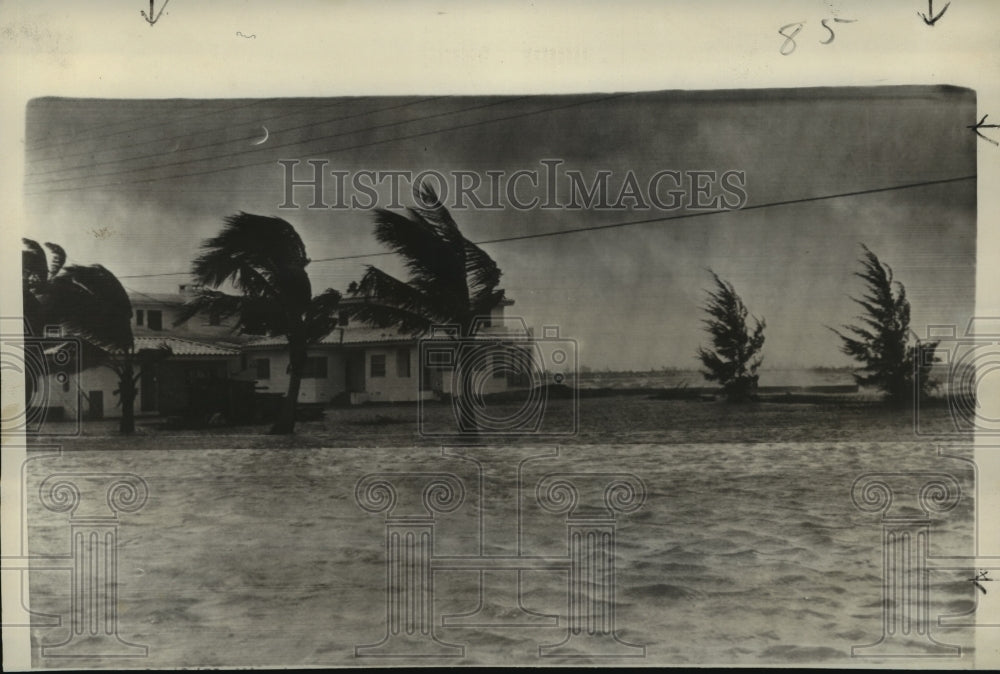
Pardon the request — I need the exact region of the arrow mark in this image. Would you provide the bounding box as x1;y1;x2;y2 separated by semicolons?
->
141;0;170;26
919;0;950;26
968;114;1000;146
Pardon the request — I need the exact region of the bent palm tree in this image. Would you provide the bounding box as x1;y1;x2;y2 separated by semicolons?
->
177;213;341;434
346;184;505;336
22;238;167;434
344;184;506;429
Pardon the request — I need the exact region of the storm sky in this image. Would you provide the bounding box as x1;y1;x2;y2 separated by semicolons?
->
22;86;976;370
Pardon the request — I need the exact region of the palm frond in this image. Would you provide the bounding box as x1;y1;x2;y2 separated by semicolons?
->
43;242;66;279
191;212;312;310
22;238;48;288
356;185;505;334
302;288;342;343
45;264;134;353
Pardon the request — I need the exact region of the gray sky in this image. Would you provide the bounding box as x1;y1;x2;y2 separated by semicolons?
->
23;86;976;370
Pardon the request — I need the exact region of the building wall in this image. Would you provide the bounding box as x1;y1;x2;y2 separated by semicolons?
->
362;345;427;403
247;348;348;404
131;302;241;340
41;365;133;421
248;344;441;404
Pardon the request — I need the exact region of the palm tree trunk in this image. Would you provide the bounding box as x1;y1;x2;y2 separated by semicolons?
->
271;340;306;434
119;360;136;435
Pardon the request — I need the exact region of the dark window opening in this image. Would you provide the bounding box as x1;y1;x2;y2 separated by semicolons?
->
147;310;162;331
136;310;144;326
396;348;411;378
255;358;270;380
370;354;386;378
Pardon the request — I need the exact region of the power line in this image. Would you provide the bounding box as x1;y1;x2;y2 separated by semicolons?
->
25;96;490;187
26;98;274;153
471;174;978;246
27;96;376;171
116;174;976;280
25;93;629;196
25;96;399;176
120;284;169;305
26;100;213;150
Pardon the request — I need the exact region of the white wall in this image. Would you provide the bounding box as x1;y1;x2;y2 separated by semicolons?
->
362;346;423;403
41;365;130;420
131;301;241;339
248;348;347;404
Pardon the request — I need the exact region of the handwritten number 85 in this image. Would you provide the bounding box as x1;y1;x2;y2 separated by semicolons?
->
780;18;857;55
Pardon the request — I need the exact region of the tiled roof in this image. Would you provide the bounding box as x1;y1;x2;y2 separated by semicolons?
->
340;327;420;345
134;336;239;357
244;324;533;349
128;292;186;305
245;327;419;348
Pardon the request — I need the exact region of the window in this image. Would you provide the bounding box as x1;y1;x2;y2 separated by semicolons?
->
136;310;144;326
370;354;386;378
255;358;270;380
303;356;328;379
396;348;411;378
147;310;162;331
338;311;349;327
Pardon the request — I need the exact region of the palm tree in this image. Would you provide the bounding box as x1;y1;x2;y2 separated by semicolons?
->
21;238;167;434
344;184;506;429
346;184;505;336
21;238;66;337
177;213;341;434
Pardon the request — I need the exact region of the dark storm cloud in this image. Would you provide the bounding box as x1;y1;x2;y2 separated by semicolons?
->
23;86;976;369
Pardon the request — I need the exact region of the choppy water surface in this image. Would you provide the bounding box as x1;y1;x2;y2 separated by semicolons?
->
26;442;976;667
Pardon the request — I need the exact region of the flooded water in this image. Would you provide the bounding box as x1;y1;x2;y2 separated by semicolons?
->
24;440;977;667
574;368;857;390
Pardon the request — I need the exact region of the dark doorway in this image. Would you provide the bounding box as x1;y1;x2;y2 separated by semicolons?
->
140;364;158;412
345;353;365;394
88;391;103;420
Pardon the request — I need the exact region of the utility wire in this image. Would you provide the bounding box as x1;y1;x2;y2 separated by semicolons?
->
26;96;408;176
26;98;274;153
25;93;629;196
115;174;976;279
26;96;527;189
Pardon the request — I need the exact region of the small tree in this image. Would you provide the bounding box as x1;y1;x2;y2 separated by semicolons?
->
22;238;170;434
696;271;766;402
831;244;937;403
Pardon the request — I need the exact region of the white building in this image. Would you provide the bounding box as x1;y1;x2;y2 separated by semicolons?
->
35;286;521;421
